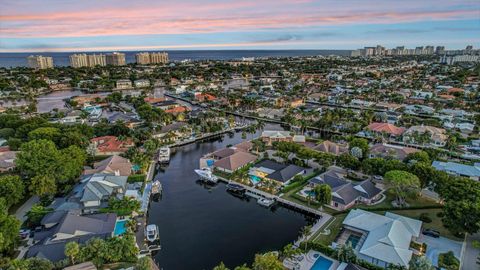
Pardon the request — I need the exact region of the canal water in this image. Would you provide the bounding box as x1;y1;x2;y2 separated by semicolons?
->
149;124;314;270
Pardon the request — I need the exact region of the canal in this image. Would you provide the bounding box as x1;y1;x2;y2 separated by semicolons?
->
149;123;314;270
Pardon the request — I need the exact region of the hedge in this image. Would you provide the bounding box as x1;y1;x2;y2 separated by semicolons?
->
127;174;146;183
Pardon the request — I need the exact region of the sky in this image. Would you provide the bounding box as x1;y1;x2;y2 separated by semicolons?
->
0;0;479;52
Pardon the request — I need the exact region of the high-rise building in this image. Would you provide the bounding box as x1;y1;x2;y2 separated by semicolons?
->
88;54;107;66
150;52;169;64
69;54;89;68
136;52;150;64
135;52;169;64
425;46;434;55
27;55;54;69
435;46;445;55
69;53;106;67
106;52;126;66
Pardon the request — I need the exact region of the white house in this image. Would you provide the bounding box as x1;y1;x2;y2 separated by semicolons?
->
335;209;422;268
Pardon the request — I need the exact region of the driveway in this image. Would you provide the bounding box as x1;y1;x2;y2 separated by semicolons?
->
14;196;39;223
419;234;463;267
462;233;480;270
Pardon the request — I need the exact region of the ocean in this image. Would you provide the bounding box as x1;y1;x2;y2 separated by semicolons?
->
0;50;350;68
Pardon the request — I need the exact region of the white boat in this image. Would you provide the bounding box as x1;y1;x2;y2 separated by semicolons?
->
158;147;170;163
145;224;159;242
194;167;218;183
151;180;162;194
257;198;275;207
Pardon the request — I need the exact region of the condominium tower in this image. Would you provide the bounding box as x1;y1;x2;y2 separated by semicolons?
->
69;53;106;67
135;52;169;64
27;55;54;69
106;52;126;66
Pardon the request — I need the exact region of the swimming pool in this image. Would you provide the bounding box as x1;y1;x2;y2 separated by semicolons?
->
114;220;128;236
347;234;360;249
310;254;333;270
249;175;261;185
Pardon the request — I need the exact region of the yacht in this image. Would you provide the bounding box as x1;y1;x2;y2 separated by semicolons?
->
145;224;159;242
158;147;170;163
257;197;275;207
151;180;162;194
194;167;218;183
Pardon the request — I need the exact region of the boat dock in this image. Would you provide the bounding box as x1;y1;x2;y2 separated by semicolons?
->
216;176;328;218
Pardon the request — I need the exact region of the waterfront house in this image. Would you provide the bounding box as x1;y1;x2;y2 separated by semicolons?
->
432;161;480;181
249;160;306;186
27;211;116;262
78;174;128;210
83;155;132;177
334;209;422;268
403;125;447;147
312;140;349;156
261;130;293;145
213;151;257;173
89;136;134;156
309;167;383;210
152;122;189;143
369;143;419;160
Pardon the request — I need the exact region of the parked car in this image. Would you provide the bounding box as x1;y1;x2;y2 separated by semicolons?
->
422;228;440;238
19;229;30;239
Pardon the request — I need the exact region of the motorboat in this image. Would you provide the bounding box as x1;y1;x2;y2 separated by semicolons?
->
151;180;162;194
226;183;246;193
145;224;159;242
194;167;218;183
158;147;170;163
257;197;275;207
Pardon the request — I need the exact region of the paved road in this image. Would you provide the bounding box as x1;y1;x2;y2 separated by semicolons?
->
14;196;39;222
462;233;480;270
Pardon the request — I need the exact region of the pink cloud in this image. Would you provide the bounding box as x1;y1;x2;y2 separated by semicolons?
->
0;1;478;38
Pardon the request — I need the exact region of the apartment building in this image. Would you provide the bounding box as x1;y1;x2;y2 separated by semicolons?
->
27;55;54;69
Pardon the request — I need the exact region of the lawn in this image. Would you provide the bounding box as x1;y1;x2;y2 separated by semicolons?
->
360;190;441;210
311;213;347;246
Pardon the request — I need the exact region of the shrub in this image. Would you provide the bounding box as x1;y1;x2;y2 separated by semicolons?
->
436;211;445;218
438;251;460;270
419;213;432;223
127;174;146;183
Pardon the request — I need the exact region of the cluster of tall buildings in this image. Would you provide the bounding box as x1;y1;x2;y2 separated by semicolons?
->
27;55;54;69
135;52;169;64
350;45;477;57
69;52;126;67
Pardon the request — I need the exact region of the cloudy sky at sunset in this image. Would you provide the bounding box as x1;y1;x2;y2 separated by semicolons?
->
0;0;479;52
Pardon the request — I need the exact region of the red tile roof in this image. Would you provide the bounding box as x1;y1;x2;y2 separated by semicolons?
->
367;122;405;136
90;136;133;153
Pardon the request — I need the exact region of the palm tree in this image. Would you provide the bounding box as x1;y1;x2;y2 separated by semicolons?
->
300;225;312;252
64;241;80;265
282;243;301;260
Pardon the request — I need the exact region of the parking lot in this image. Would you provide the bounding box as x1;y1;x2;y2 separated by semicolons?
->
419;234;463;267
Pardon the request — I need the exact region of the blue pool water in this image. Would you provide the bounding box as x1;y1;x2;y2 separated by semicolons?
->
310;255;333;270
249;175;261;185
114;220;128;236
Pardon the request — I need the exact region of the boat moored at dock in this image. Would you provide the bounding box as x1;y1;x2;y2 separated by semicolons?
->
257;198;275;207
145;224;160;243
226;183;246;193
158;147;170;163
152;180;162;195
194;167;218;183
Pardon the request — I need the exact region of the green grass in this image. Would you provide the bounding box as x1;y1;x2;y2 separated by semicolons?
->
127;174;146;183
360;190;440;210
311;213;347;246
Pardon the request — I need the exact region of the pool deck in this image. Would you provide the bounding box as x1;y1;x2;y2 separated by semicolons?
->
284;250;339;270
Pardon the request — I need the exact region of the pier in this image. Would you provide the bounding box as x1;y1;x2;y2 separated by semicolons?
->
215;176;330;218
